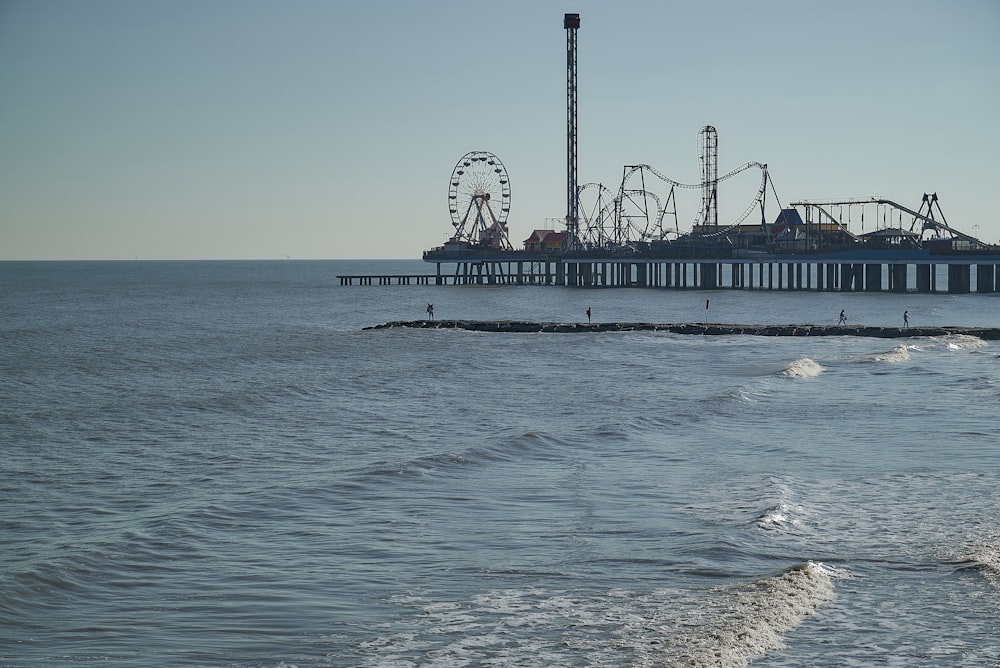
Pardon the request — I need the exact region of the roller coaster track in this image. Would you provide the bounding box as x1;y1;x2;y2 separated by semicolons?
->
576;182;677;246
576;182;617;247
802;203;859;241
621;162;770;237
576;161;773;247
789;196;980;244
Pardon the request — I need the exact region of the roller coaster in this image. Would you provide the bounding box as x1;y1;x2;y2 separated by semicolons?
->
569;123;989;256
791;193;982;246
574;160;777;251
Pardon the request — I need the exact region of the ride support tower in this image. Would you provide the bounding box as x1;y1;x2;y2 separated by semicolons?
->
565;13;580;249
699;125;719;230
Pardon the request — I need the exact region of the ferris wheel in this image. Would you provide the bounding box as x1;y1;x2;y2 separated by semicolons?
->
448;151;512;250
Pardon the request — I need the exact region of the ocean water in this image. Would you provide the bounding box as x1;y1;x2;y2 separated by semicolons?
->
1;259;998;667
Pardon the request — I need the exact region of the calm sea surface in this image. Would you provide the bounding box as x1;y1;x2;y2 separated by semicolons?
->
1;260;998;667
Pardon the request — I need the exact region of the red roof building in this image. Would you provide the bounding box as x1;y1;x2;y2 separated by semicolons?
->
523;229;566;253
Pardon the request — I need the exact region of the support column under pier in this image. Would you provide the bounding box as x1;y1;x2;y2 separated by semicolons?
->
977;264;996;293
825;264;837;291
948;264;970;294
916;264;932;293
700;263;718;289
840;264;852;291
865;264;882;292
889;264;907;293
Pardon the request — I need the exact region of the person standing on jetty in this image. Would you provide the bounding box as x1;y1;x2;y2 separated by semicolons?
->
838;309;847;325
586;307;592;323
426;303;434;321
904;310;909;328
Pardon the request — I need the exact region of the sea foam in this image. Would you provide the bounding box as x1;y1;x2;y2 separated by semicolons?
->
945;334;988;350
755;502;802;532
363;564;836;668
965;538;1000;589
653;562;836;667
868;344;913;363
781;357;825;378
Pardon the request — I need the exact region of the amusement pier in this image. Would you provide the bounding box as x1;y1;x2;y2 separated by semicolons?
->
341;13;1000;294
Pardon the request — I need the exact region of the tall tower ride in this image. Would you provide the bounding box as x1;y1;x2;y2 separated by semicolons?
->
565;13;580;247
699;125;719;230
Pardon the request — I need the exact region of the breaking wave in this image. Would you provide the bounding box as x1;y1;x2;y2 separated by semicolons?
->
781;357;825;378
944;334;988;350
357;563;836;667
755;502;803;532
959;537;1000;589
867;344;912;363
647;562;837;667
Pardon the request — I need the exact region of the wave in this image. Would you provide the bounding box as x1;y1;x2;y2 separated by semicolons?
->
648;562;836;667
943;333;988;350
754;502;803;532
956;537;1000;590
865;344;912;364
840;334;987;367
353;429;578;483
356;563;836;667
780;357;825;378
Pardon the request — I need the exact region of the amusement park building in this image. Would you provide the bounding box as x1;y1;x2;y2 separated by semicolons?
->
523;230;567;253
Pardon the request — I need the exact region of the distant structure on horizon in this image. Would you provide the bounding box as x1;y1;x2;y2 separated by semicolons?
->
336;12;999;296
413;10;997;294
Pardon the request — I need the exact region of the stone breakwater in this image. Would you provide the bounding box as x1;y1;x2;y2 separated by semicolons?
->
364;320;1000;339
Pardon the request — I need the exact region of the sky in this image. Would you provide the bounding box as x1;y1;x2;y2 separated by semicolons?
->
1;0;998;260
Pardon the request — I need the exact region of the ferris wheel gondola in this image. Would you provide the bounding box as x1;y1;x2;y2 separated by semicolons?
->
447;151;512;250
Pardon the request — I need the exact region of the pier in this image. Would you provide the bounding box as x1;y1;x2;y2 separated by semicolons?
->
340;252;1000;293
338;274;437;286
364;320;1000;340
338;15;1000;299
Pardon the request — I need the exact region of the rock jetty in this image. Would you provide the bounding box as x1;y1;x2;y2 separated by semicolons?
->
364;320;1000;339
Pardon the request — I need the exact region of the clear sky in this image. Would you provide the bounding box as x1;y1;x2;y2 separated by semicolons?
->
1;0;998;260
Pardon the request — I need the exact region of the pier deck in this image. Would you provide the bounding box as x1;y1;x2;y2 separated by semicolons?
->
341;252;1000;293
364;320;1000;339
338;274;438;285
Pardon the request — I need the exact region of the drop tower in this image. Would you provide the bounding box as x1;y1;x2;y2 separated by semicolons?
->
565;13;580;249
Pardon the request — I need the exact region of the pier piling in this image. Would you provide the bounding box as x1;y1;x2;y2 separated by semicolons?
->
339;256;1000;294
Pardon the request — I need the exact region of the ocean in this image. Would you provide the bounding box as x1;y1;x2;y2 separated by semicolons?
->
1;259;998;667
